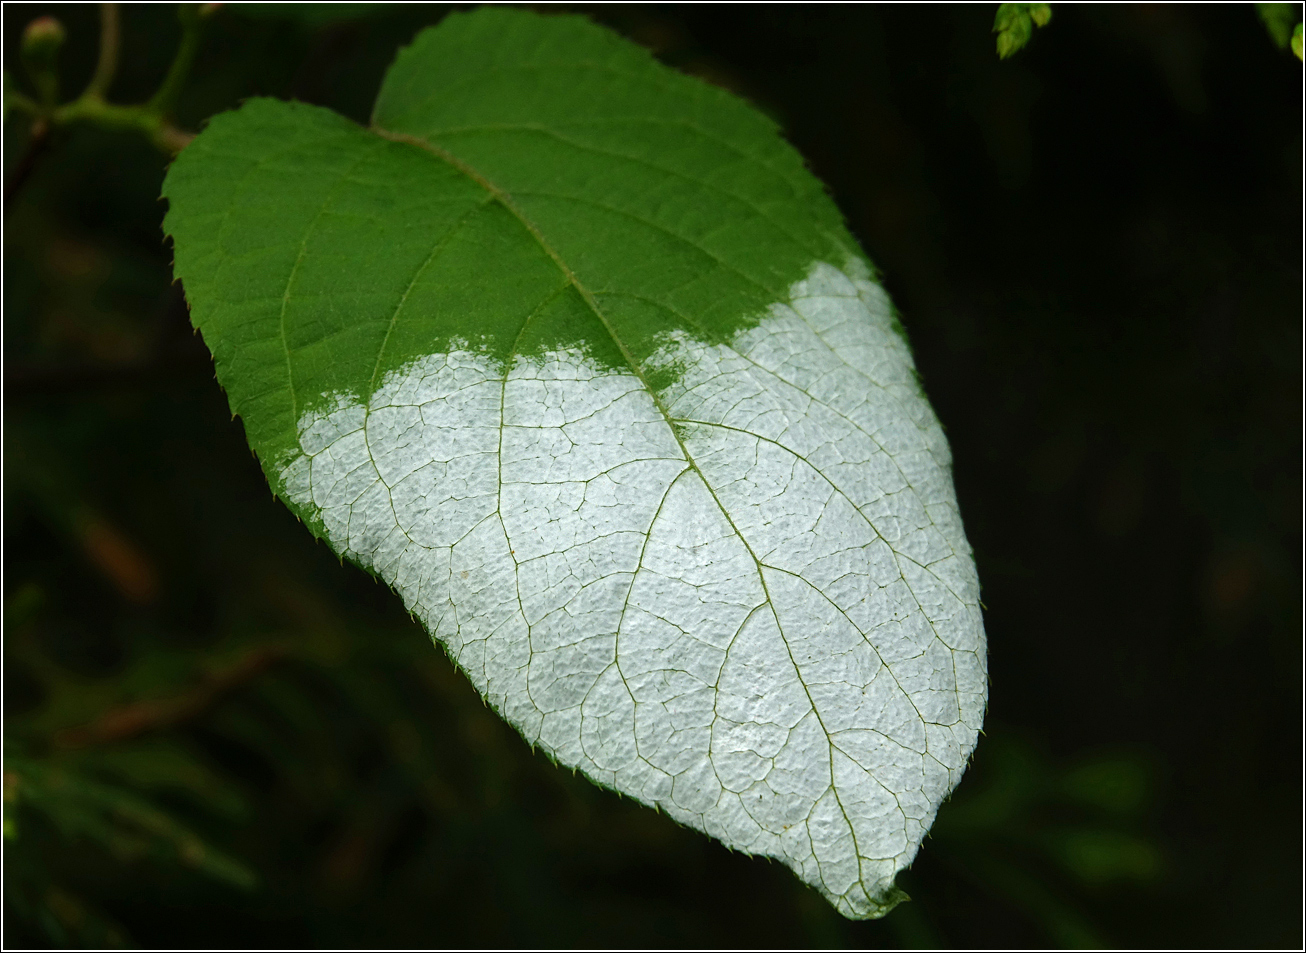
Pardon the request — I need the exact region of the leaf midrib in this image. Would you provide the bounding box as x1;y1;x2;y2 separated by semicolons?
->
428;121;832;260
371;122;885;899
368;126;753;560
370;125;764;566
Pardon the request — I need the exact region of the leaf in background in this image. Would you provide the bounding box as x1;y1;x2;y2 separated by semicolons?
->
4;756;256;890
994;4;1053;60
1255;3;1299;49
162;7;987;919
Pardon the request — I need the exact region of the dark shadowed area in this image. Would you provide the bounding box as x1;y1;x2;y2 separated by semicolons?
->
4;3;1301;948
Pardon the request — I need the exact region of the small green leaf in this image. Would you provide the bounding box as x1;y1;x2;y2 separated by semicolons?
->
163;7;986;919
994;3;1052;59
1293;21;1304;60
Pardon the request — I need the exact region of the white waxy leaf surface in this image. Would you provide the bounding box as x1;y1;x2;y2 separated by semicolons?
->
279;260;986;918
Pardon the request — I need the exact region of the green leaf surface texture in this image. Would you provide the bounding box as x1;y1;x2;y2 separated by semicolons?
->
162;8;987;919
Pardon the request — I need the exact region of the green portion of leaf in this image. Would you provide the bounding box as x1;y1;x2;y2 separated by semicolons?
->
165;7;860;486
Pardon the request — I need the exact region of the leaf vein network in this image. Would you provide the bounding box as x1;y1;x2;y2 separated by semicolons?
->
371;122;884;845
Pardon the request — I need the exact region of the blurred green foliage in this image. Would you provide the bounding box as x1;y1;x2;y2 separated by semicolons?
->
1256;3;1301;49
1256;3;1305;61
3;3;1300;948
993;4;1052;60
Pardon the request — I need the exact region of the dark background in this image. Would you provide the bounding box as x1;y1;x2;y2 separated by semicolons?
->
3;3;1301;948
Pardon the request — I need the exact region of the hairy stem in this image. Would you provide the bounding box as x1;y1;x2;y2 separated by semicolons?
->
54;97;193;154
37;4;203;155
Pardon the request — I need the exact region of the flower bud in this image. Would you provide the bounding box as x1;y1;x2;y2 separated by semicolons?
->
22;16;65;57
21;16;65;107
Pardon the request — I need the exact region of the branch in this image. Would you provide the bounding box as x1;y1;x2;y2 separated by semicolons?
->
21;4;208;157
53;647;287;748
53;97;193;155
3;124;50;215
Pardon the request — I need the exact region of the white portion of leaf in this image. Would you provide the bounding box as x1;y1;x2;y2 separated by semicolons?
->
279;261;986;917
